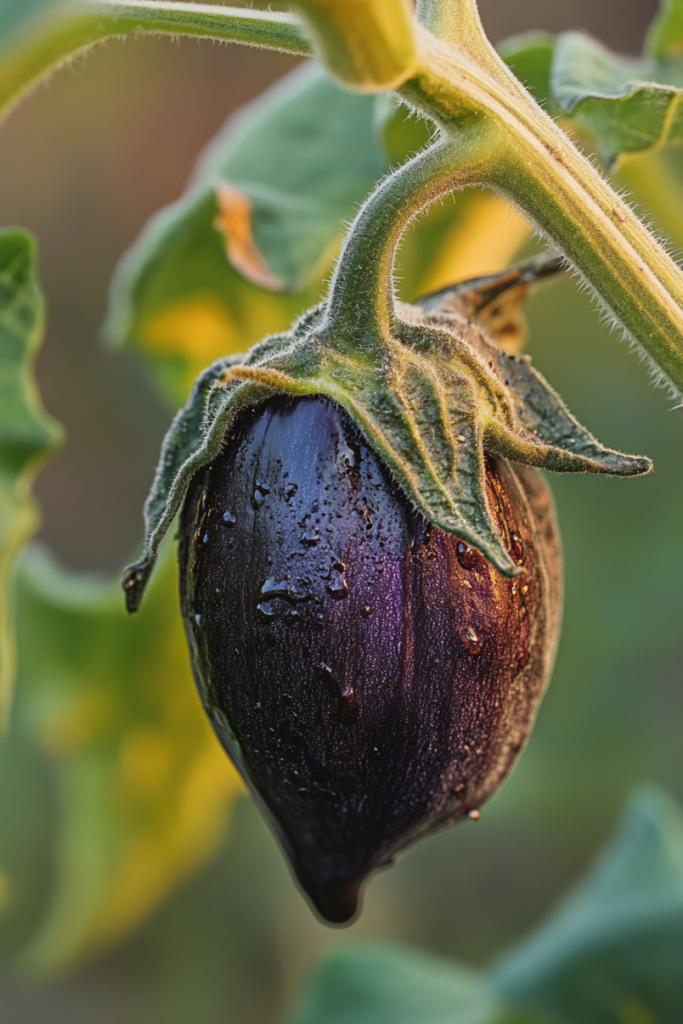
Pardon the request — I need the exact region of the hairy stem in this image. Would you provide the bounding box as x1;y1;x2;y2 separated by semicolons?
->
3;0;683;393
0;1;310;124
323;125;497;342
397;28;683;394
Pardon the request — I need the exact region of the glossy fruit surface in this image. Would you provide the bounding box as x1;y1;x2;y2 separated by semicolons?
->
179;395;562;923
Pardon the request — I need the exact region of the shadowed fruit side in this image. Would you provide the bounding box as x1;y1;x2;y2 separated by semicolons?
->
178;394;563;922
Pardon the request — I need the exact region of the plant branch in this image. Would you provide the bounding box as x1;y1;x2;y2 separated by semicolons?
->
4;0;683;395
0;1;311;125
323;126;497;343
396;27;683;395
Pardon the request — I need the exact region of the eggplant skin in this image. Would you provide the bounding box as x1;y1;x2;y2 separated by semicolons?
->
179;396;563;924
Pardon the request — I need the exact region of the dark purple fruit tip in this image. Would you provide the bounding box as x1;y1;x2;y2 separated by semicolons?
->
309;878;361;924
179;395;562;922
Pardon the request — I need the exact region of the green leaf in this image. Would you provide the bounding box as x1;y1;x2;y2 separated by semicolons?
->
14;539;243;974
492;787;683;1022
646;0;683;58
500;26;683;165
105;63;387;403
0;229;62;732
285;942;508;1024
550;32;683;165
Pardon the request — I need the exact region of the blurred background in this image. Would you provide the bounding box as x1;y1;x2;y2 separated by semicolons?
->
1;0;682;1021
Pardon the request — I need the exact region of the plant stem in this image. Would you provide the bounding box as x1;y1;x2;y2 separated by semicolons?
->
324;126;496;342
0;1;311;125
397;28;683;394
4;0;683;394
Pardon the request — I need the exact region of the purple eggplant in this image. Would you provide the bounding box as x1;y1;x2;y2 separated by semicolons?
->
179;393;562;923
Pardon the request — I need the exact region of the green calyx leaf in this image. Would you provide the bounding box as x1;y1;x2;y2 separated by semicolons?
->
0;229;62;730
122;258;650;611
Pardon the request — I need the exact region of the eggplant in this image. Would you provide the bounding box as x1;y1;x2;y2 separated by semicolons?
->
179;393;562;923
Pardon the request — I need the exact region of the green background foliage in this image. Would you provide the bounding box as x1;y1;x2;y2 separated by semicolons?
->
0;0;682;1021
0;230;61;730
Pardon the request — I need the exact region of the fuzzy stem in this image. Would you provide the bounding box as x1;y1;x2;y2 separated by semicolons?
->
4;0;683;393
396;28;683;395
323;124;498;343
0;1;311;125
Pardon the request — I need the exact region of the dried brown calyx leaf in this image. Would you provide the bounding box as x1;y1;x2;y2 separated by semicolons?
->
419;253;564;355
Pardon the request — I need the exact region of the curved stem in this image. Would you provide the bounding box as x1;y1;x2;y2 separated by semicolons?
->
323;123;499;343
0;1;310;125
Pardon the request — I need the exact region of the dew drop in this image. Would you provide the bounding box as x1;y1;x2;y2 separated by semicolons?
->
203;533;209;544
257;602;277;619
303;525;320;545
252;489;266;509
194;614;201;626
510;532;524;566
456;542;481;571
261;578;290;598
223;510;236;526
328;577;349;599
463;626;482;656
284;483;298;500
362;605;372;618
467;808;480;821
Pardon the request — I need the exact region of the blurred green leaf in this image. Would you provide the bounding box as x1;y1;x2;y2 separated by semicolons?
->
374;93;433;165
647;0;683;57
551;31;683;165
0;229;61;732
105;62;388;403
286;942;514;1024
287;789;683;1024
106;62;535;408
14;539;243;974
493;787;683;1022
0;0;63;39
501;25;683;166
